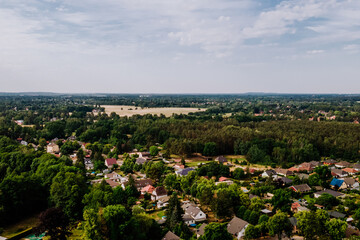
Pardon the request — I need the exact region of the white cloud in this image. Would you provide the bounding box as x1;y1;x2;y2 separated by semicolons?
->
307;49;324;54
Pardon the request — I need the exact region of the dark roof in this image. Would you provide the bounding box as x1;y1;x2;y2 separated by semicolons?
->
315;189;344;198
197;223;208;236
331;169;347;176
154;186;167;196
279;177;293;185
264;169;276;175
136;157;147;164
291;184;311;192
162;231;180;240
216;156;228;163
177;167;195;176
343;178;356;186
227;217;249;235
289;217;297;227
134;179;153;188
329;211;346;219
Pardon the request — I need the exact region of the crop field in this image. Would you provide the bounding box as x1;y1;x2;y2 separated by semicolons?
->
101;105;206;117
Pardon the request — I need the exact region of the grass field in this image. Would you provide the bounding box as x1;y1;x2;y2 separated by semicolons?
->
1;214;39;238
148;210;166;220
101;105;206;117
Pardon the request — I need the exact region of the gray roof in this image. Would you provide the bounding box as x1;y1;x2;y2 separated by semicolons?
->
197;223;208;236
289;217;297;227
343;178;356;186
216;156;228;163
332;169;347;175
184;205;202;218
162;231;180;240
291;184;311;192
315;189;344;198
177;167;195;176
279;177;293;185
227;216;249;235
329;211;346;219
136;157;147;164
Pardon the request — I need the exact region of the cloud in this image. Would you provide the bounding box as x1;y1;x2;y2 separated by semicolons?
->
307;49;324;54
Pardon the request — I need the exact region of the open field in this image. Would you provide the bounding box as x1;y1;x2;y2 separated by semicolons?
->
101;105;206;117
1;214;39;238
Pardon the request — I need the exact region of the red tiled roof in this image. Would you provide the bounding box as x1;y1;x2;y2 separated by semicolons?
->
219;177;229;182
105;158;117;165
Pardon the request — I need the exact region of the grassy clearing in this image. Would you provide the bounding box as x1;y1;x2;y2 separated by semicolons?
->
148;210;166;221
101;105;206;117
69;228;84;240
1;214;39;238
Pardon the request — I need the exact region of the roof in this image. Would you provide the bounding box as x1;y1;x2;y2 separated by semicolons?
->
105;158;117;166
291;184;311;192
162;231;180;240
105;179;120;188
336;161;351;167
153;186;167;196
275;168;293;175
141;185;155;194
324;159;337;164
343;178;356;186
197;223;208;236
177;167;195;176
158;195;171;203
219;176;230;182
263;169;276;176
279;177;293;184
227;216;249;235
136;157;147;164
328;211;346;219
184;205;202;218
315;189;344;198
353;163;360;169
216;156;228;163
291;202;301;209
330;178;344;188
289;217;297;227
332;169;348;176
343;168;358;173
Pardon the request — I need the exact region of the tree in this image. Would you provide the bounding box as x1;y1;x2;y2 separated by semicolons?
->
326;218;347;240
213;188;233;219
83;208;103;240
83;180;114;211
249;197;264;212
295;211;320;240
102;204;130;240
315;193;339;210
246;145;266;163
245;224;261;240
200;222;233;240
233;168;246;180
165;193;183;230
145;161;165;182
203;142;217;156
268;211;292;240
271;189;292;213
308;173;321;186
248;211;260;225
34;208;70;240
149;146;159;157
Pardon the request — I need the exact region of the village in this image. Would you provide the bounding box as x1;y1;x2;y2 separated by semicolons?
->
38;137;360;240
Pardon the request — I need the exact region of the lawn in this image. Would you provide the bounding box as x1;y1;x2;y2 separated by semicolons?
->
1;214;39;238
148;210;166;221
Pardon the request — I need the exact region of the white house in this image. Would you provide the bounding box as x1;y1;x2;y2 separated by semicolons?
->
157;196;170;209
151;186;167;201
227;216;249;240
261;170;277;179
181;202;206;225
47;143;60;153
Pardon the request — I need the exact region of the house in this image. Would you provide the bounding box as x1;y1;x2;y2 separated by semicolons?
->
196;223;208;238
141;185;155;195
136;157;147;165
343;168;358;175
261;169;277;178
330;178;344;189
176;167;195;177
139;152;151;158
289;184;311;193
353;164;360;171
92;179;120;188
289;217;298;233
323;159;337;166
329;211;346;219
295;173;310;180
314;189;344;198
162;231;180;240
47;143;60;153
342;178;359;189
215;156;228;164
291;202;301;212
182;202;206;223
122;178;153;190
105;158;117;168
309;161;322;167
157;195;170;208
278;177;293;186
275;168;293;176
215;177;234;186
298;162;315;172
151;186;167;201
331;169;348;178
335;161;351;169
227;216;249;239
105;172;121;181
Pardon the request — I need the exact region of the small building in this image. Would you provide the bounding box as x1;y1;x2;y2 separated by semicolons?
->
151;186;167;201
162;231;180;240
136;157;148;165
47;143;60;153
157;195;170;208
141;185;155;195
343;168;358;175
105;172;121;181
330;178;344;189
278;177;293;186
261;169;277;178
335;161;351;169
227;216;249;239
275;168;293;176
342;178;359;189
298;162;315;172
176;167;195;177
215;156;228;164
196;223;208;238
323;159;337;166
289;184;311;193
328;211;346;219
314;189;344;198
182;202;206;224
353;164;360;171
105;158;117;168
331;169;348;178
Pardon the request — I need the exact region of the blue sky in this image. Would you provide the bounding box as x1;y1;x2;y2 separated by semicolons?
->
0;0;359;93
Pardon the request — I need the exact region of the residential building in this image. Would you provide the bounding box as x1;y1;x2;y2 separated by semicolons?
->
331;169;348;178
176;167;195;177
47;143;60;153
275;168;293;176
162;231;180;240
141;185;155;195
136;157;147;165
215;156;228;164
227;216;249;239
182;202;206;224
314;189;344;198
196;223;208;238
261;169;277;178
343;168;358;175
157;195;170;208
289;184;311;193
335;161;351;169
105;158;117;168
151;186;167;201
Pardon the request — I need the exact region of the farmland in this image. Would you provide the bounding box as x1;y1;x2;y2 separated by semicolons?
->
101;105;206;117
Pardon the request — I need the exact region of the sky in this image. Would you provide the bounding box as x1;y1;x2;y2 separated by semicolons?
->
0;0;360;94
